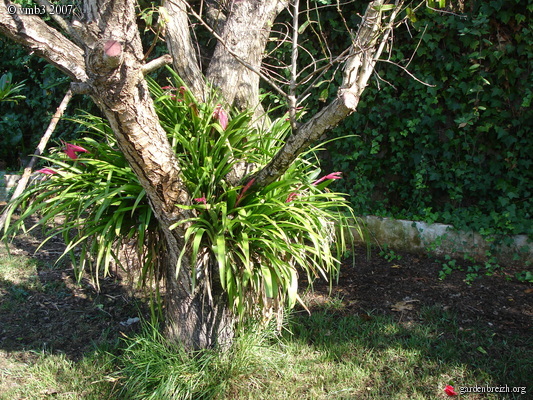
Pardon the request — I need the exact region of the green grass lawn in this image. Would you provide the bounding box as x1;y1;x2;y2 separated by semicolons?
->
1;250;531;399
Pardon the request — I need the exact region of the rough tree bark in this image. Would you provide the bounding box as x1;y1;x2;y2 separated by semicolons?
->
1;0;400;349
204;0;288;115
165;0;288;119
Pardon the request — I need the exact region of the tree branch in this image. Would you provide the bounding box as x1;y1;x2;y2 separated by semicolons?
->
0;88;74;233
186;1;288;100
163;0;207;101
204;0;289;112
142;54;174;75
250;0;403;189
288;0;300;132
0;0;87;81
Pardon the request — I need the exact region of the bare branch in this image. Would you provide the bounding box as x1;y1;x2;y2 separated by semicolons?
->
36;0;70;34
142;54;174;75
0;0;87;81
250;0;404;190
378;58;435;87
0;88;74;233
182;0;289;101
295;47;352;103
288;0;300;131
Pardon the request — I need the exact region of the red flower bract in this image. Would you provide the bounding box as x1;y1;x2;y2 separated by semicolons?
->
63;143;88;160
235;178;255;206
212;104;229;130
312;171;342;186
36;168;57;175
194;197;207;205
444;385;458;396
286;192;299;203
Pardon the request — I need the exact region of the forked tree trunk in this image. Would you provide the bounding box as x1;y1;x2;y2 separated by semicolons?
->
0;0;234;350
77;2;236;350
1;0;398;349
205;0;288;116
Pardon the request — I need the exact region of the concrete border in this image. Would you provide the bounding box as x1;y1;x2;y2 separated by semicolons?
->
352;215;531;266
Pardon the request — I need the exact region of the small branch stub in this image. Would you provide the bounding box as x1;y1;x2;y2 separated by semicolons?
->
103;40;123;69
87;39;124;75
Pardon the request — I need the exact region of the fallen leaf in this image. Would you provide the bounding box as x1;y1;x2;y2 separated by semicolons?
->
524;288;533;294
391;264;401;269
391;300;419;312
359;313;373;321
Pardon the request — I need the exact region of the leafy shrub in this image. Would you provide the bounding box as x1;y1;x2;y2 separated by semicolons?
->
152;70;358;323
2;114;162;288
0;72;25;103
3;68;359;324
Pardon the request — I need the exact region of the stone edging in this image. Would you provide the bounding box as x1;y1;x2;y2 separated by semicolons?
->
351;215;531;266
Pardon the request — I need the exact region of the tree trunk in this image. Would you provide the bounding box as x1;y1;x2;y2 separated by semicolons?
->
165;251;235;349
205;0;288;116
1;0;234;350
1;0;402;350
80;1;234;350
163;0;206;101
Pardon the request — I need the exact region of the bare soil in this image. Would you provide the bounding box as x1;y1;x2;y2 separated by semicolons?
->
309;246;532;337
0;232;150;361
0;231;531;361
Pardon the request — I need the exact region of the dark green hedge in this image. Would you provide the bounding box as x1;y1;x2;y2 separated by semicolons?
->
0;36;100;170
327;0;532;236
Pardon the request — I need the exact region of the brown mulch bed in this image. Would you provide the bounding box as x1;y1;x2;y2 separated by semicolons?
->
309;245;532;337
0;231;531;361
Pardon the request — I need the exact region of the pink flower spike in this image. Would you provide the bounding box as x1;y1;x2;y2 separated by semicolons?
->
161;85;176;90
194;197;207;205
64;143;88;160
36;168;57;175
213;104;229;130
312;171;342;186
235;178;256;206
286;192;299;203
444;385;458;396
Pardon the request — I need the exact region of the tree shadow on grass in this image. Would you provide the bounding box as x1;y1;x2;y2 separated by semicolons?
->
284;245;532;400
0;232;149;361
285;307;531;399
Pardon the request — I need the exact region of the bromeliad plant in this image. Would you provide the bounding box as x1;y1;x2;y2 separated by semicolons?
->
2;116;163;289
3;68;361;325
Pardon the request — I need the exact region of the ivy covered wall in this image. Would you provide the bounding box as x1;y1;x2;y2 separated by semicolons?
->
327;0;532;236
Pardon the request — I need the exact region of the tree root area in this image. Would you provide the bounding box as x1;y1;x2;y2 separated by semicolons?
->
0;235;531;361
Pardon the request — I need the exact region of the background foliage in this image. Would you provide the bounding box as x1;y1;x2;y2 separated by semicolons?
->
1;0;531;238
324;0;532;236
0;36;95;170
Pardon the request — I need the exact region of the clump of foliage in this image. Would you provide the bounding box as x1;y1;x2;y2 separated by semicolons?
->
324;0;531;238
0;37;95;170
0;72;25;103
3;68;358;324
116;321;282;400
2;114;162;288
